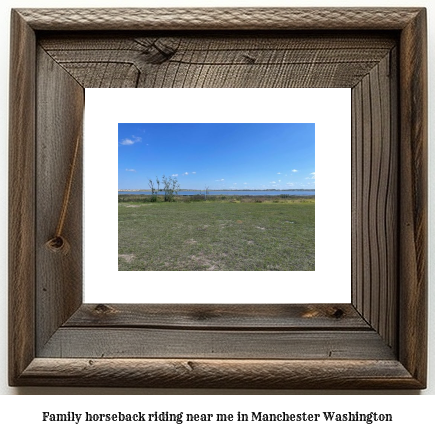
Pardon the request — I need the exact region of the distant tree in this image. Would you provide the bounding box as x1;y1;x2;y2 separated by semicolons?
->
162;175;180;202
156;176;161;196
205;185;209;200
148;179;157;202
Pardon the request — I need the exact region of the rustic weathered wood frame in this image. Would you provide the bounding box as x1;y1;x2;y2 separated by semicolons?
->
9;8;427;388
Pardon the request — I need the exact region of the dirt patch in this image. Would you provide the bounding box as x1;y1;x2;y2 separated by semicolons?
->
185;239;197;245
118;254;135;263
190;253;219;271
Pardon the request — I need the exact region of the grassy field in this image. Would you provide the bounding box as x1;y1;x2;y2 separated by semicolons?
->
118;196;315;271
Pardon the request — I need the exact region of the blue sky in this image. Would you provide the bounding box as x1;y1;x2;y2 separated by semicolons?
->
118;123;315;190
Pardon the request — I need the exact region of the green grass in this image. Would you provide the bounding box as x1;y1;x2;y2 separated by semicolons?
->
118;198;315;271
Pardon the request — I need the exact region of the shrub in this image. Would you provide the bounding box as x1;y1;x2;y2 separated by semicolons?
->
161;175;180;202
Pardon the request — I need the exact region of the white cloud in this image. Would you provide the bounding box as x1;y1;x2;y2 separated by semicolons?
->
192;171;196;174
292;169;298;173
125;169;136;172
171;174;178;177
270;181;276;184
215;178;224;182
286;182;294;186
120;138;134;145
277;172;281;174
183;172;189;175
120;135;142;146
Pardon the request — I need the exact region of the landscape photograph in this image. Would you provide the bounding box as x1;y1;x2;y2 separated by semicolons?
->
118;123;315;271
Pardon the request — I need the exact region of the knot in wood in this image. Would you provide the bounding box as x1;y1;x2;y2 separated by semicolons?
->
45;236;70;255
332;308;345;319
94;304;116;315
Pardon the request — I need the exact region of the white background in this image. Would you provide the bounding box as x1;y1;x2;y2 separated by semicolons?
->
0;0;434;420
85;88;351;304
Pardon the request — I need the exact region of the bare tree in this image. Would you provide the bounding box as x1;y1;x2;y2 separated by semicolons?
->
156;176;161;195
162;175;180;202
148;179;157;202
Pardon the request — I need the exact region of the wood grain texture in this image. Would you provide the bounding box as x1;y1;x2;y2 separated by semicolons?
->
39;33;396;88
39;328;395;360
8;10;36;386
17;358;420;389
16;8;422;31
65;304;369;330
398;8;428;386
351;50;398;351
35;48;84;354
8;7;427;389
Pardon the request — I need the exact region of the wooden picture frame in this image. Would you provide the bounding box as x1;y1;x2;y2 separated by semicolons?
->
9;8;427;389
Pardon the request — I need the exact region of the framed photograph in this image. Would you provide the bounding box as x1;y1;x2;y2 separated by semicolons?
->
9;8;427;388
86;87;350;304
